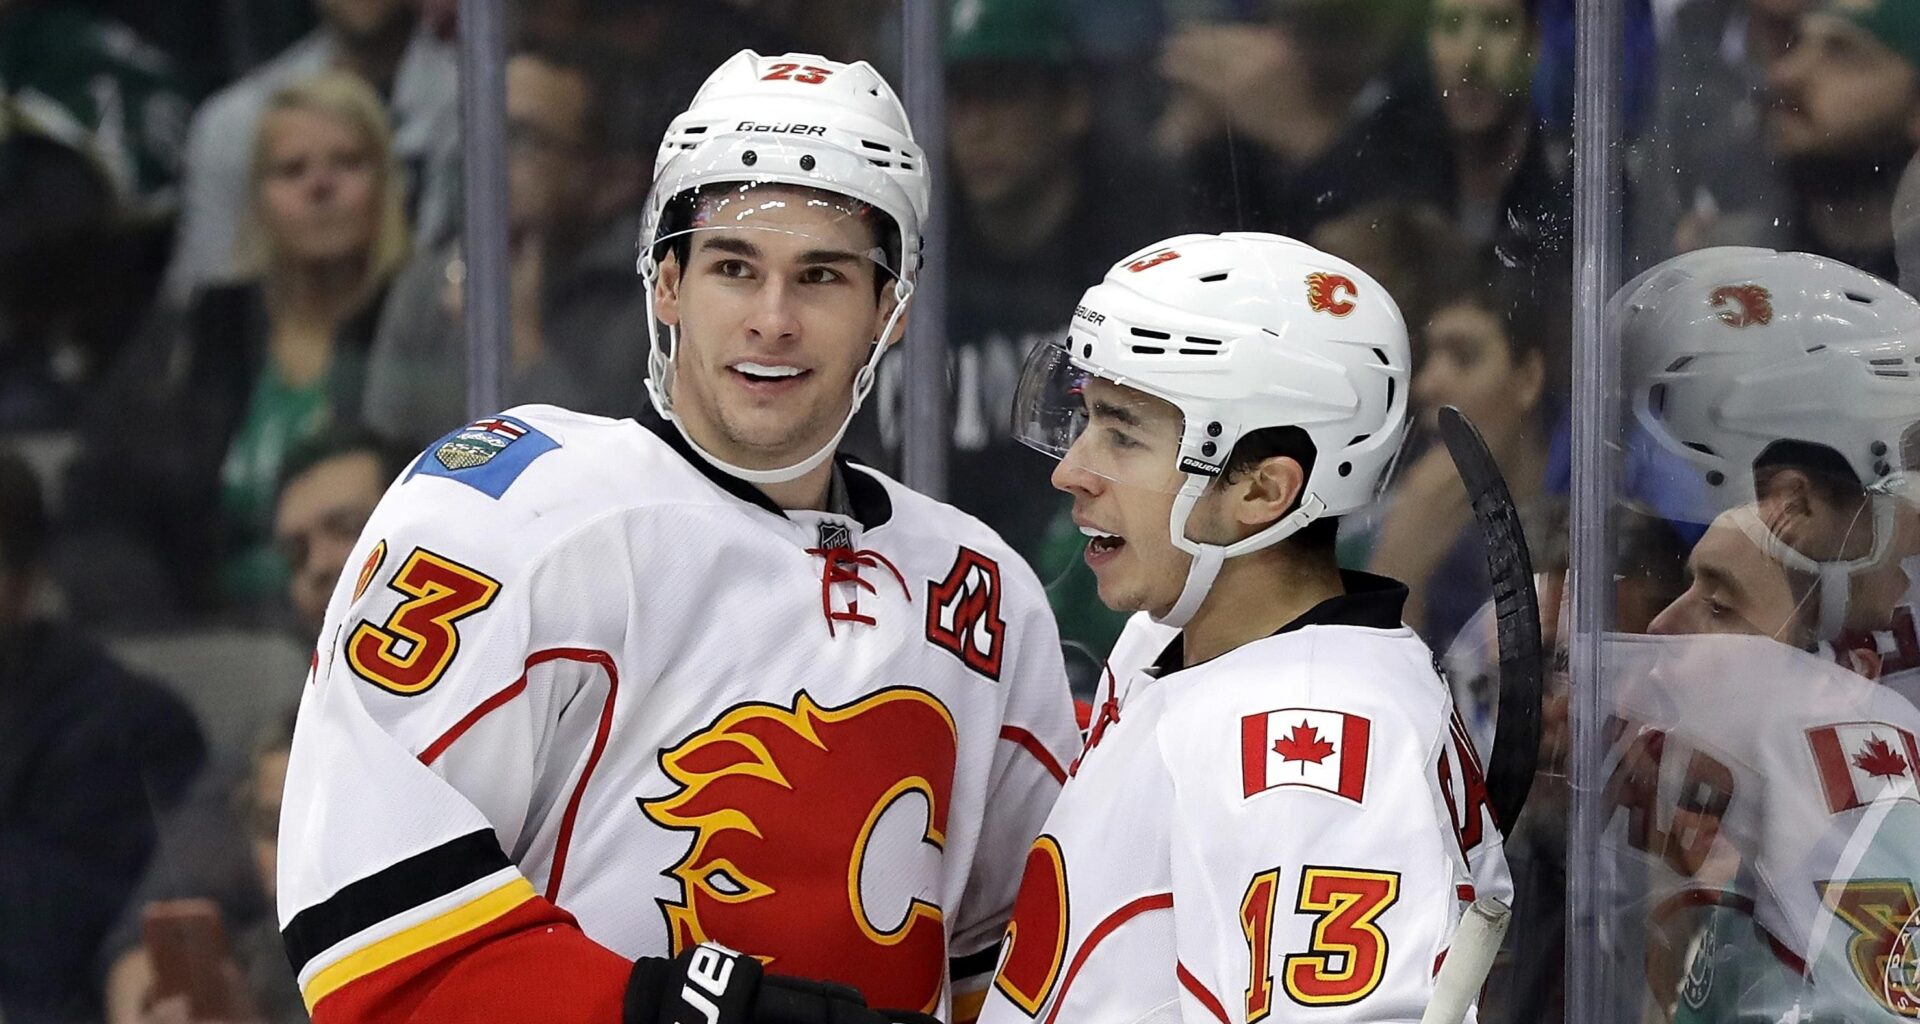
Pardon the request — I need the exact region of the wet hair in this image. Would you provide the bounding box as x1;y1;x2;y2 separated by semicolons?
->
1221;426;1341;556
0;449;47;578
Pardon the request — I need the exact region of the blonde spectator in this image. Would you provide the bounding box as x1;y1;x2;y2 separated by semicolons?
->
64;71;410;624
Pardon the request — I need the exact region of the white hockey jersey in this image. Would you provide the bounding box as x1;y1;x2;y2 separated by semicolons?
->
978;573;1513;1024
276;407;1080;1023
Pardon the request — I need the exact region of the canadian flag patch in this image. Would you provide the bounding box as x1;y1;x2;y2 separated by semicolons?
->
1806;721;1920;814
1241;707;1371;803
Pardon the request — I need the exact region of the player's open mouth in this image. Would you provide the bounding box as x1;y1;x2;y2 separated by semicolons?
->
731;362;811;389
1081;525;1125;566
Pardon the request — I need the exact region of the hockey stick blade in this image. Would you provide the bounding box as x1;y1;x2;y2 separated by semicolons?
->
1436;405;1544;836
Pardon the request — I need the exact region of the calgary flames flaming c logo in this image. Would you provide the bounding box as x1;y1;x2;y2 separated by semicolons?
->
1710;284;1773;328
642;688;959;1013
1306;272;1358;317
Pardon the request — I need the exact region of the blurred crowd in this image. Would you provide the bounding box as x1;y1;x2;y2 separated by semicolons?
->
4;0;1920;1020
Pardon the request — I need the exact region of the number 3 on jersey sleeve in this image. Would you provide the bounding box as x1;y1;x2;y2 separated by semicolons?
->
1242;866;1400;1013
347;547;501;696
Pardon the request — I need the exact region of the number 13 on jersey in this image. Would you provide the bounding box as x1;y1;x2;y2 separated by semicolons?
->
1241;866;1400;1016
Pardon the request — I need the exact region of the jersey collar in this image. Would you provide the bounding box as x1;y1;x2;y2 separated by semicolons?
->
1151;570;1411;674
638;411;893;529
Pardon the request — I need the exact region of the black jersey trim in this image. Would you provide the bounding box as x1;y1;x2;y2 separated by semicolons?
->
1151;570;1411;674
281;828;512;974
636;410;893;528
949;943;1003;981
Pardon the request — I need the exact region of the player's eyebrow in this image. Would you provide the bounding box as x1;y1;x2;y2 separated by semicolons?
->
1090;399;1143;429
696;235;763;259
796;247;865;267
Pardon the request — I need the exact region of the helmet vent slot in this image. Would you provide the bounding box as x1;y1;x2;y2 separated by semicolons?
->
1872;357;1905;366
1350;433;1372;446
1665;356;1693;372
1373;348;1389;365
1386;377;1397;409
860;139;893;152
1846;291;1874;304
1649;383;1667;415
1176;348;1218;356
1130;327;1172;340
869;159;893;168
1199;273;1229;283
683;125;709;135
1807;345;1827;353
1684;441;1719;457
1131;345;1166;355
1184;336;1224;347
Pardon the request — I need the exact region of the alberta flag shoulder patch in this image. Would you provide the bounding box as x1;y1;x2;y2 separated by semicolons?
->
408;415;560;498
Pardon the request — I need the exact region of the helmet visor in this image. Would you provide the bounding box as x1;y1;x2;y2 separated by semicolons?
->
648;178;906;290
1010;337;1190;493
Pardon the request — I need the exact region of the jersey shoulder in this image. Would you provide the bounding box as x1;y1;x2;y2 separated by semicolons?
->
1155;625;1453;765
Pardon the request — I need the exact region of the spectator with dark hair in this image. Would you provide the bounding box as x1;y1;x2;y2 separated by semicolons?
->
1761;0;1920;280
1158;0;1448;238
1428;0;1572;269
1369;264;1567;648
272;429;411;634
361;42;656;447
66;71;410;622
0;0;191;215
0;448;206;1023
166;0;458;298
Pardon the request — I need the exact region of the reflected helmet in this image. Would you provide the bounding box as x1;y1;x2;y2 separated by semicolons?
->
1619;246;1920;523
1619;246;1920;638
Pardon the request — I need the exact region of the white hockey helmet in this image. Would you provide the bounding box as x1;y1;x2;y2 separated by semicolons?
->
1619;245;1920;635
637;50;930;484
1013;232;1412;626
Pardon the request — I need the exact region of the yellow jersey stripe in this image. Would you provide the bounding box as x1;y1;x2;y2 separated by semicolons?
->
302;877;537;1010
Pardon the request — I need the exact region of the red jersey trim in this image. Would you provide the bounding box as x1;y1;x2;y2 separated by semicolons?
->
1177;961;1230;1024
1043;892;1174;1024
1002;725;1068;784
412;647;619;904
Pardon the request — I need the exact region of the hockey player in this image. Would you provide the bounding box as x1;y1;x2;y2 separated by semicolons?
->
275;51;1079;1024
1601;245;1920;1022
978;232;1512;1024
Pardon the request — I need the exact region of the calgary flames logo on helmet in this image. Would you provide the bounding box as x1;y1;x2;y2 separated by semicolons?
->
642;688;959;1014
1306;272;1358;317
1710;284;1773;328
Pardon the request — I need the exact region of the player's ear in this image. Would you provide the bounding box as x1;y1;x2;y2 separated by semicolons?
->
655;250;684;327
1234;455;1308;531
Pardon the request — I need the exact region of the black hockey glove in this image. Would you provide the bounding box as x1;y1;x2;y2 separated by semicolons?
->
624;942;943;1024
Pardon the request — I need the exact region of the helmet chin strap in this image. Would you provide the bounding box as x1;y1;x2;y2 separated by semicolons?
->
1152;478;1328;629
1729;496;1899;640
642;258;914;486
